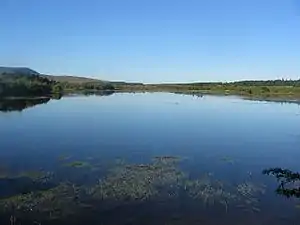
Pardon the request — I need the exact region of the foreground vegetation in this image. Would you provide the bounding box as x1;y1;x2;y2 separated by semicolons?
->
0;155;269;225
0;150;298;224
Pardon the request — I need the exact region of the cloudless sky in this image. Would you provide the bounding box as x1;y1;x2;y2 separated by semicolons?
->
1;0;300;83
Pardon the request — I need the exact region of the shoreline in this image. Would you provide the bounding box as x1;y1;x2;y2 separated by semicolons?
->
1;90;300;105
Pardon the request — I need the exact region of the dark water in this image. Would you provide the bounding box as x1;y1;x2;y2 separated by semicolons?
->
0;93;300;225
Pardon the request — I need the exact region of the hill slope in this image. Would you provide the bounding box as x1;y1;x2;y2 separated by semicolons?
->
43;75;107;84
0;67;39;75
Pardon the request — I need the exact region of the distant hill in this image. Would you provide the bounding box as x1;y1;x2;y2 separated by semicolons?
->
43;75;107;84
0;67;135;87
0;67;39;75
41;75;115;91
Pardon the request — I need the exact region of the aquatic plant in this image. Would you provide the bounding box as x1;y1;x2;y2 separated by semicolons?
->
16;171;54;183
89;156;185;202
220;156;236;165
63;161;91;168
0;156;272;224
184;173;266;213
0;183;86;220
0;169;55;201
236;181;266;212
184;174;236;211
153;155;181;162
58;154;72;161
237;181;265;197
0;167;53;184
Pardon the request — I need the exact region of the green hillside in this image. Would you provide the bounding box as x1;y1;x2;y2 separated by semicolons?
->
0;67;39;75
43;75;105;84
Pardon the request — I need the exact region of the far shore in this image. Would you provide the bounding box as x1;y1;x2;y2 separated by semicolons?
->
2;90;300;105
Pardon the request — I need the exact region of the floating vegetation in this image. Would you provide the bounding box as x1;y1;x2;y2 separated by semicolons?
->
236;181;266;212
220;156;236;165
184;174;236;212
63;161;91;168
0;170;55;199
184;174;266;213
16;171;54;183
237;181;265;197
0;155;271;224
0;183;86;220
0;168;52;182
58;154;72;161
153;155;182;164
89;156;185;202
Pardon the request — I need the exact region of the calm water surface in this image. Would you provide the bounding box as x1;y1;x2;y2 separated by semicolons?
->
0;93;300;225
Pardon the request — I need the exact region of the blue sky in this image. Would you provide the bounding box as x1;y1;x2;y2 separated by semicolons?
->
1;0;300;83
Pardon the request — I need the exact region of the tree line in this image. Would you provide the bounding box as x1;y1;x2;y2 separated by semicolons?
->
1;72;300;97
0;73;56;97
0;73;115;97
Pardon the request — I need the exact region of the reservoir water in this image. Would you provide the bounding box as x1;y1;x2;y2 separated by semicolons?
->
0;93;300;225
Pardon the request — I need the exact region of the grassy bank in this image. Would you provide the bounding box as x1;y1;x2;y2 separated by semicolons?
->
114;82;300;101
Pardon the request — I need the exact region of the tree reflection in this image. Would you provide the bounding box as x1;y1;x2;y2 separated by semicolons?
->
82;90;115;96
0;98;51;112
263;168;300;198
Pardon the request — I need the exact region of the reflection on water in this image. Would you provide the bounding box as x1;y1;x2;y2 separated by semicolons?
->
1;91;298;113
0;98;51;112
242;97;300;106
0;93;300;225
263;168;300;198
82;90;115;96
